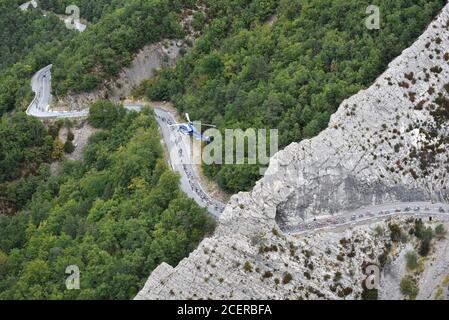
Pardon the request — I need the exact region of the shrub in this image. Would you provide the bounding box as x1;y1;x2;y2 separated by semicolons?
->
389;223;402;242
63;141;75;154
67;130;75;142
361;280;378;300
435;224;446;239
418;227;434;257
282;272;293;284
334;271;342;282
262;271;273;278
374;226;385;237
405;251;418;270
243;261;253;272
400;276;419;299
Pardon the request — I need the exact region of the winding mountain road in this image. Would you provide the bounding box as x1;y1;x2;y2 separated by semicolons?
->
26;65;88;118
122;105;226;217
27;67;448;224
153;107;226;217
26;66;225;217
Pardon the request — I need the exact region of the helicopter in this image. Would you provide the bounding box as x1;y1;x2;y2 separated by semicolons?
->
169;113;216;143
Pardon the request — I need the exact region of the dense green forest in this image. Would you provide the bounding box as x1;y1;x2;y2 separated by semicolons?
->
139;0;445;193
0;0;194;116
0;0;74;115
0;0;195;211
50;0;194;95
0;0;446;300
0;1;214;299
0;1;70;73
0;114;57;215
0;105;215;299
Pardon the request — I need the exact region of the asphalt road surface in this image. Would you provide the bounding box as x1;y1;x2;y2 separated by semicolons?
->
123;105;226;218
26;65;89;118
290;201;449;235
152;107;226;218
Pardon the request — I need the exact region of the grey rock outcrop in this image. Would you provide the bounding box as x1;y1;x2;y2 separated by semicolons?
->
51;41;183;111
136;4;449;300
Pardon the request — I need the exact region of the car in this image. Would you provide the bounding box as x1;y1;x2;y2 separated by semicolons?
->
405;207;411;212
439;207;445;213
414;207;420;211
385;211;390;215
351;215;357;221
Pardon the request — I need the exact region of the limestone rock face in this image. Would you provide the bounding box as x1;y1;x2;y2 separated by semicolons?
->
136;4;449;300
51;40;182;111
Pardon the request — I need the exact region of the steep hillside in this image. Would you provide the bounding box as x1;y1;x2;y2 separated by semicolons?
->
136;3;449;300
140;0;445;193
0;106;215;299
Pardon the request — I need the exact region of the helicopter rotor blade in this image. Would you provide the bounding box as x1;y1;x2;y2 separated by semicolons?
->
200;124;216;128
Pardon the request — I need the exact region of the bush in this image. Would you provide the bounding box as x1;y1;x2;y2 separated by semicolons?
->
63;141;75;154
405;251;418;270
374;226;385;237
400;276;419;299
262;271;273;278
243;261;253;272
67;130;75;142
361;281;378;300
389;224;402;242
435;224;446;239
334;271;342;282
418;227;434;257
419;239;431;257
282;272;293;284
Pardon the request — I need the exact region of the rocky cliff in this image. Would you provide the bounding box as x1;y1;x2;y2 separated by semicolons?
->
51;40;183;111
136;3;449;300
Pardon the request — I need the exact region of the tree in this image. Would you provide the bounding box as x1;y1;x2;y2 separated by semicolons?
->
0;250;7;276
88;100;126;129
63;141;75;154
418;227;433;257
51;139;64;160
